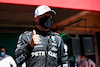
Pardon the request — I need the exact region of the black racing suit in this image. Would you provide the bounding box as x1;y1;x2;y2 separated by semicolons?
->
15;28;68;67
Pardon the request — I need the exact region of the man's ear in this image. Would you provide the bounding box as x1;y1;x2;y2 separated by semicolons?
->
34;17;39;24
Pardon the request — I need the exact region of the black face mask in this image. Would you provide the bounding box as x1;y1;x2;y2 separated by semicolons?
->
39;17;53;29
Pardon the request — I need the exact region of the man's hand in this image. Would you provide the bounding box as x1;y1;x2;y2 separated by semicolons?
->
30;30;40;47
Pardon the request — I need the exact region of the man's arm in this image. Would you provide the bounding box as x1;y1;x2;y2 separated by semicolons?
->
58;37;68;67
15;33;33;65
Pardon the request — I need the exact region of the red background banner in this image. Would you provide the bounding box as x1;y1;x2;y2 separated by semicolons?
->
0;0;100;11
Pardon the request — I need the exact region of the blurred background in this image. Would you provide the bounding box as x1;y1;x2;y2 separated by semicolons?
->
0;0;100;66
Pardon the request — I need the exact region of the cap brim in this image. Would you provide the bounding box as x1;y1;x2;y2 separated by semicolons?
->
49;10;56;15
42;10;56;16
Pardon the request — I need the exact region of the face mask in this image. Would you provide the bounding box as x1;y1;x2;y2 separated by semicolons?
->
0;52;5;56
39;17;53;29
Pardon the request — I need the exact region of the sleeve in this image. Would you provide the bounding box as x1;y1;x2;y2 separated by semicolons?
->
15;32;33;65
58;37;68;67
8;56;16;65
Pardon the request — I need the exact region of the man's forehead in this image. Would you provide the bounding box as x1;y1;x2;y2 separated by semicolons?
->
0;48;5;51
44;12;52;16
38;12;52;17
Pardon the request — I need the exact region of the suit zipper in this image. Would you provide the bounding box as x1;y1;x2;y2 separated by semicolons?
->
45;36;50;67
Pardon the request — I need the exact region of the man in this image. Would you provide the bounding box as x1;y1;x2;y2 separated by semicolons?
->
78;56;96;67
0;47;17;67
15;5;68;67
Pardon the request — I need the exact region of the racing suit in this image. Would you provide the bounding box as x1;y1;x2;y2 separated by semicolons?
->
15;28;68;67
